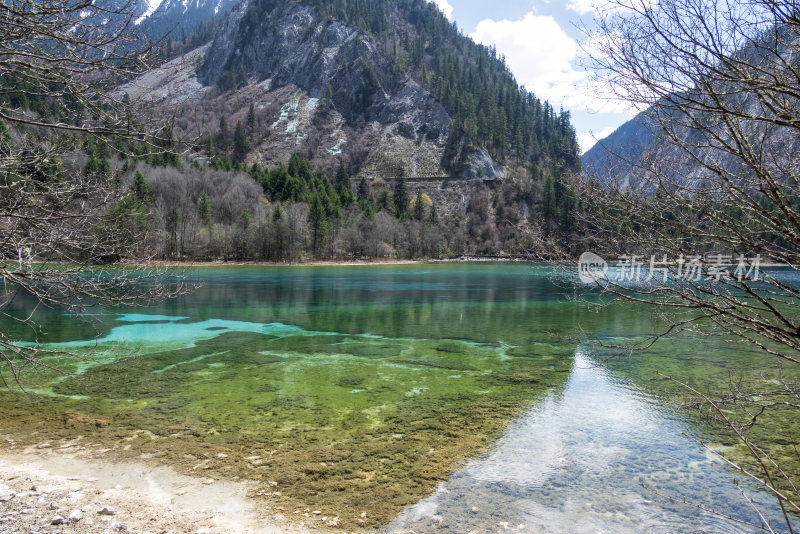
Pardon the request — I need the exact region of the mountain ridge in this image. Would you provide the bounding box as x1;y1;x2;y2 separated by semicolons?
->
581;113;654;188
133;0;236;37
180;0;579;179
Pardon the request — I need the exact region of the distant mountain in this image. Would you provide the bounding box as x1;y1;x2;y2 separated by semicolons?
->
133;0;236;40
581;25;800;194
581;113;654;189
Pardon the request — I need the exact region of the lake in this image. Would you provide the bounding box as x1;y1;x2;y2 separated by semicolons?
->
0;264;796;532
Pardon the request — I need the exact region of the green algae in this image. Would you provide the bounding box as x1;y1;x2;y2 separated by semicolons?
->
0;312;572;529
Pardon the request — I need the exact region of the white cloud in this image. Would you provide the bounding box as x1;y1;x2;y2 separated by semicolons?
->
578;126;617;154
567;0;659;16
566;0;597;15
469;12;643;120
428;0;454;20
576;28;657;114
470;13;585;106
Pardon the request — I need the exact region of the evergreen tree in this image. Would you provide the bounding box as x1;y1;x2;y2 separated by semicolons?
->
288;152;313;183
428;203;439;225
237;208;252;229
542;172;557;229
232;120;251;162
377;189;393;212
271;202;287;261
413;191;425;221
393;168;410;219
334;162;354;207
206;133;216;157
132;171;153;204
320;82;335;116
308;193;328;257
218;115;228;147
84;155;111;179
166;205;182;257
357;177;371;205
318;174;340;218
153;126;182;169
198;191;212;226
83;138;111;178
247;103;257;132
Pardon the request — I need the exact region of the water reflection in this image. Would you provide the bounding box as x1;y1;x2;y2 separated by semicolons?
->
4;265;633;347
387;350;787;533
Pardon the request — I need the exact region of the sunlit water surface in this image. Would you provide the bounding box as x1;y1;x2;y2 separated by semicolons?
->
388;351;778;533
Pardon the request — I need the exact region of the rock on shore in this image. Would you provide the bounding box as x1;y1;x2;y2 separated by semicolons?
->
0;449;315;534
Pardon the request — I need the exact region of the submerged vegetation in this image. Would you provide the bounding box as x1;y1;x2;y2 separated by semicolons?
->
0;307;573;529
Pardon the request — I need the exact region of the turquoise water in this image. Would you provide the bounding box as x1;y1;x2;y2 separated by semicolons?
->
1;264;797;531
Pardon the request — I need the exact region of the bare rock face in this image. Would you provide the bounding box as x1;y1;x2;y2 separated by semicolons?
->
198;2;451;145
464;148;505;180
198;0;250;85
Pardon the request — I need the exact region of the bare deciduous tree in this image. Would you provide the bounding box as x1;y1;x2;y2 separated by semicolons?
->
0;0;189;387
576;0;800;528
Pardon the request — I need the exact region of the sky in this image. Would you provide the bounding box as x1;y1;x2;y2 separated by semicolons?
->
427;0;636;154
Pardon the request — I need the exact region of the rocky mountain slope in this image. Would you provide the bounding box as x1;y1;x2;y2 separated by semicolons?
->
197;0;455;178
127;0;578;183
109;0;585;260
580;113;654;189
198;2;451;140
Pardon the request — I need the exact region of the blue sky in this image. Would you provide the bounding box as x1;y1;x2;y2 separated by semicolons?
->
428;0;635;153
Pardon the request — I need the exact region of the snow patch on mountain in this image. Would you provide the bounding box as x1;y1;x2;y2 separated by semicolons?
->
135;0;165;25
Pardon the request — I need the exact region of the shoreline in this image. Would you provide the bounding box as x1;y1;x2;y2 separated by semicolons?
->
0;445;324;534
138;257;536;268
145;258;427;268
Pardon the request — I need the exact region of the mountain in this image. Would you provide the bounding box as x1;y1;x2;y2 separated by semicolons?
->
107;0;586;260
580;113;654;189
133;0;236;40
126;0;579;182
2;0;586;265
581;24;800;194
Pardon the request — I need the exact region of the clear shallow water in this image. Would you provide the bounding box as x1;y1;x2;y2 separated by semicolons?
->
388;351;779;533
1;264;797;531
